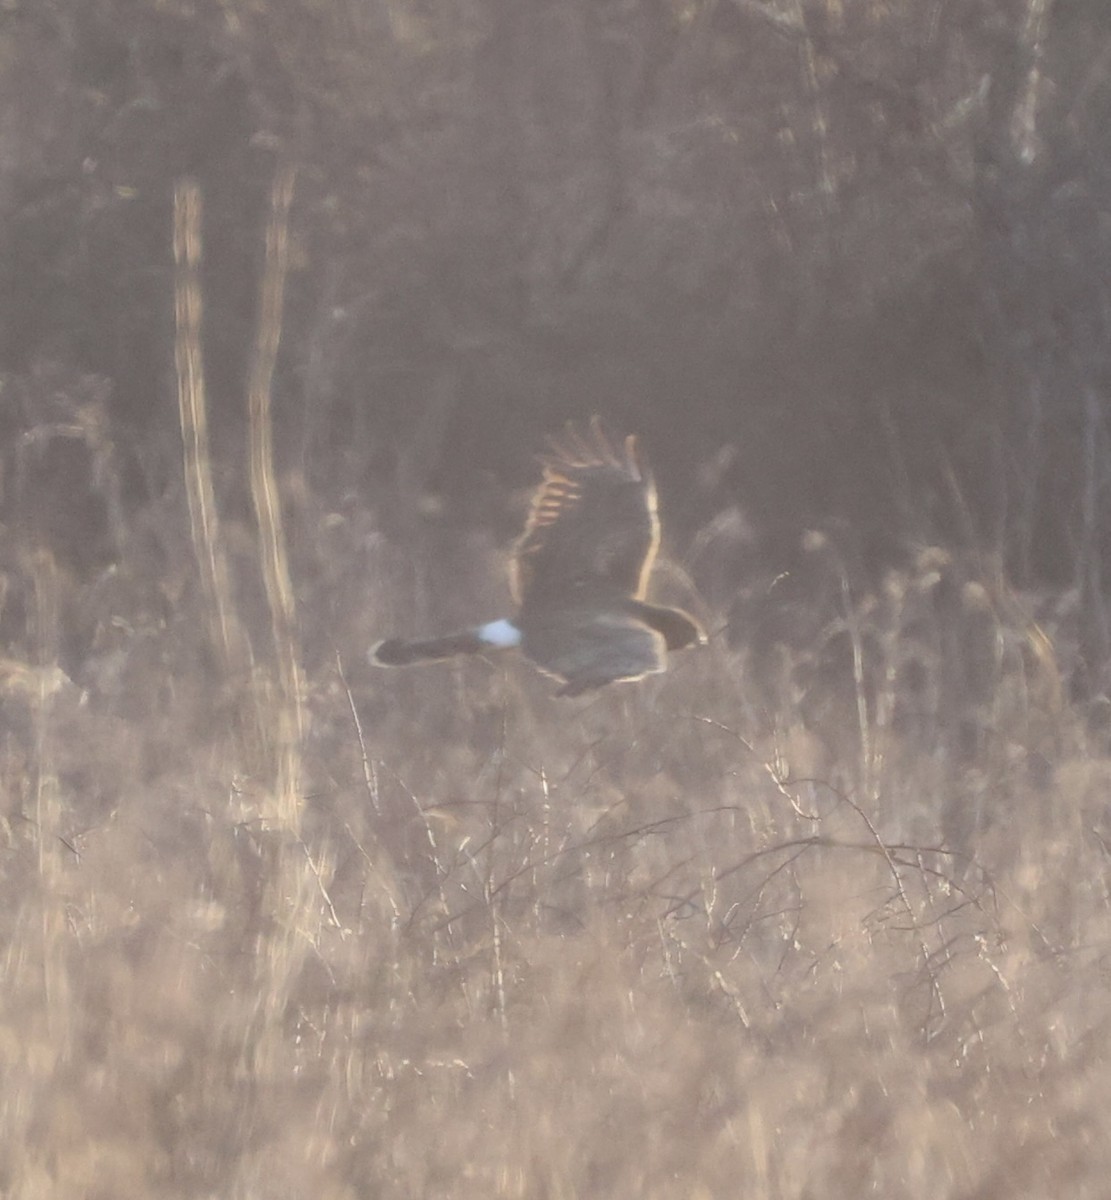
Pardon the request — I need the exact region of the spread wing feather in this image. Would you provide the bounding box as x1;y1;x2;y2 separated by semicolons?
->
510;416;660;607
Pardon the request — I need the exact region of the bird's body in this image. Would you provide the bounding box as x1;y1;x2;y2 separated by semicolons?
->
372;418;704;694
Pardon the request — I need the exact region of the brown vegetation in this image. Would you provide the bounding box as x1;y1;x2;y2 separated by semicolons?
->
3;0;1111;1194
2;409;1110;1194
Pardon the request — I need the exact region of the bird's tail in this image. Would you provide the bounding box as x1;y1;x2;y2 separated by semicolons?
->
371;631;486;666
371;618;521;668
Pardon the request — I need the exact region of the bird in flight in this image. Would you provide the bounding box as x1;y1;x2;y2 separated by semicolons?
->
371;417;706;695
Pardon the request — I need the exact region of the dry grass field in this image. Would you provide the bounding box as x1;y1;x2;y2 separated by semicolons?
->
3;3;1109;1195
2;462;1110;1199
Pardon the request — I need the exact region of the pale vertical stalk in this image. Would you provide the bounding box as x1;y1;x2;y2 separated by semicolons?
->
1080;388;1110;677
241;163;320;1091
795;0;836;205
246;162;303;832
173;180;246;677
30;551;69;1050
1011;0;1050;163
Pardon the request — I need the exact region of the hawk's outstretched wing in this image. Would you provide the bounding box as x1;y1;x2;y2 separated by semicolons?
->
510;416;659;608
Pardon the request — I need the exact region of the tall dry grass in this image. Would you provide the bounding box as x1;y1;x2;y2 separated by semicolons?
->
0;184;1109;1199
1;470;1110;1196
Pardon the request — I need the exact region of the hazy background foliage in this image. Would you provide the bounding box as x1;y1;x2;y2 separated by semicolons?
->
3;0;1111;1195
9;0;1111;583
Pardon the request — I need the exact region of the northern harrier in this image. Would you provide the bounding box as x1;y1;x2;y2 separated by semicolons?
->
372;418;705;695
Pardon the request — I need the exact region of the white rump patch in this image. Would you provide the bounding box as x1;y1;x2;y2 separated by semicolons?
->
477;618;522;648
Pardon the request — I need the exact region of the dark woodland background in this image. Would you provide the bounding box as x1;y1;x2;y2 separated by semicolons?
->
10;0;1111;590
4;1;1111;1196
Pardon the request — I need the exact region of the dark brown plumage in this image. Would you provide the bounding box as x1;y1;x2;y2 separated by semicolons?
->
372;418;705;695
